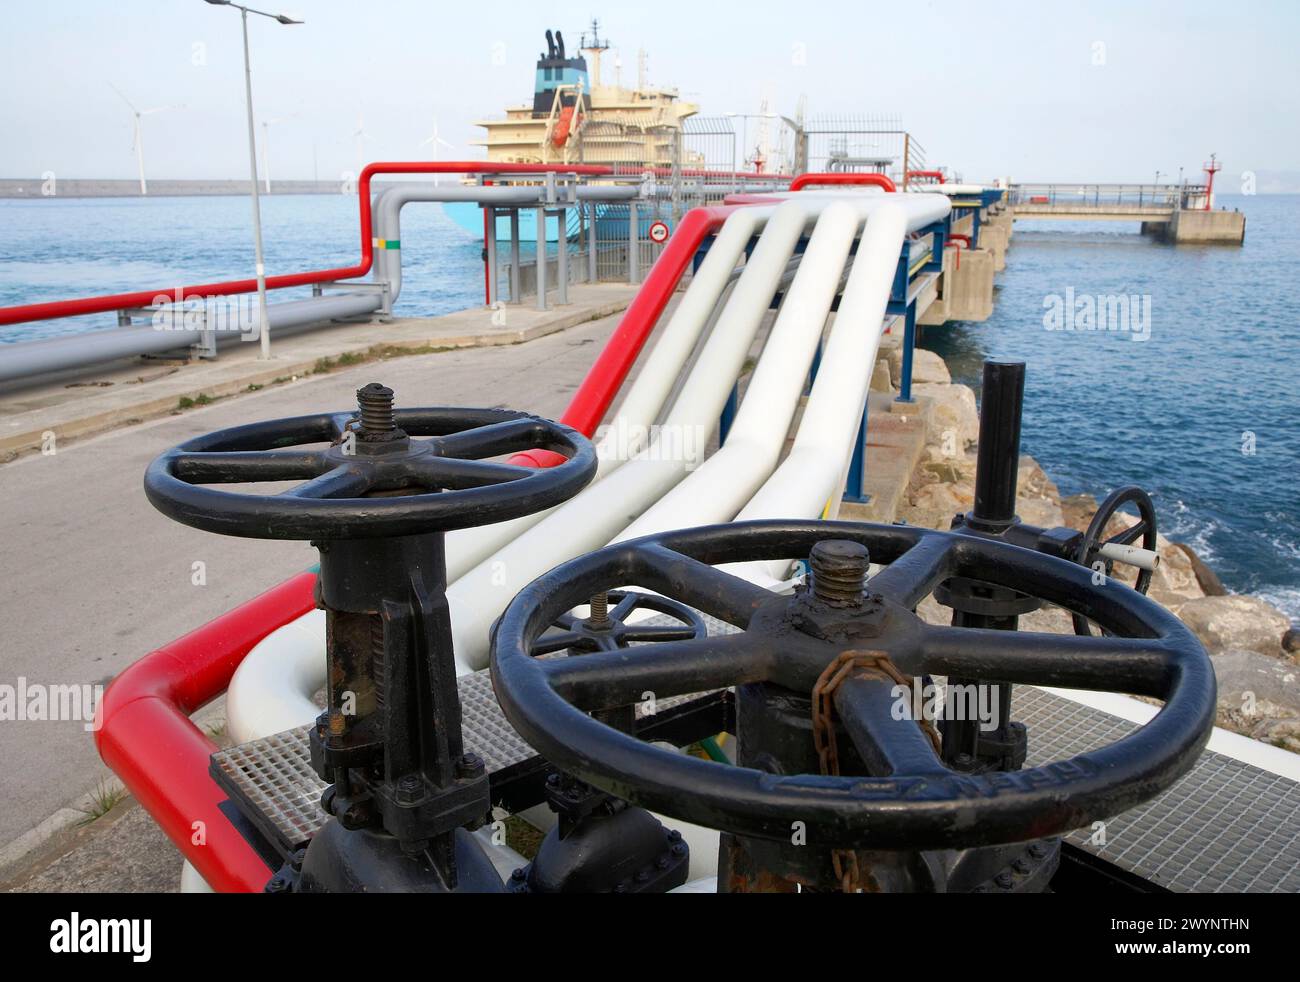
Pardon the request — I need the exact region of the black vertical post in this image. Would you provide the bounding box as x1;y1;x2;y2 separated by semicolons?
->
940;360;1030;773
970;361;1026;531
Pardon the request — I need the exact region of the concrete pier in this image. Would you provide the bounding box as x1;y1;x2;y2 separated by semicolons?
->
1157;208;1247;244
1009;182;1245;244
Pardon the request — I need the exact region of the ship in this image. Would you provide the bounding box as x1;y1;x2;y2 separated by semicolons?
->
444;21;699;241
475;21;696;168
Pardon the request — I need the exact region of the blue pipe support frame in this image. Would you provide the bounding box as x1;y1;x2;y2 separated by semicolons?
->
920;216;949;273
805;337;823;396
843;401;872;505
719;385;739;444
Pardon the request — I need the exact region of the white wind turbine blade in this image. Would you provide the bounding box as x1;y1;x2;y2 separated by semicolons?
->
420;118;456;174
108;81;138;114
108;83;150;194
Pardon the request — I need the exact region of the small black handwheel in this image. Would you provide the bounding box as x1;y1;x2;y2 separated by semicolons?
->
491;520;1215;851
530;590;708;655
144;383;597;539
1073;485;1158;635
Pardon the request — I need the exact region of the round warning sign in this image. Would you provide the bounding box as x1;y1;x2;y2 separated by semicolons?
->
648;221;670;244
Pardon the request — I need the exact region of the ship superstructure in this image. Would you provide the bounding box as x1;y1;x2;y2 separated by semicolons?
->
474;21;698;168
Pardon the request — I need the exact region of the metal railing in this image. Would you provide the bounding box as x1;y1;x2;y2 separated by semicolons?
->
801;115;922;188
1007;183;1190;210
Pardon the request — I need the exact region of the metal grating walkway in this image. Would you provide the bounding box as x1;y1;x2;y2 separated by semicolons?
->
212;670;537;853
1016;686;1300;893
212;665;1300;892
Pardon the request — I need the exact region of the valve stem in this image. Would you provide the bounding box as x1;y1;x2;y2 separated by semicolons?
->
589;591;610;627
356;382;396;438
809;540;869;607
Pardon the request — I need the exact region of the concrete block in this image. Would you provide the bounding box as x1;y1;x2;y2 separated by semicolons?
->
884;345;950;386
870;358;892;394
979;222;1009;271
1167;208;1246;244
935;247;994;322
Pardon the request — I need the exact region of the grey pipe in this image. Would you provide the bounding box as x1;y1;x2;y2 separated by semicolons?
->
0;292;380;385
371;183;640;304
0;182;639;387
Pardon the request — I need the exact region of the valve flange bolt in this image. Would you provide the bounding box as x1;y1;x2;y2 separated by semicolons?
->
809;539;870;607
456;752;485;779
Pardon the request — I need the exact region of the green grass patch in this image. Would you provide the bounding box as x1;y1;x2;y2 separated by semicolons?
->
77;781;128;824
177;393;216;410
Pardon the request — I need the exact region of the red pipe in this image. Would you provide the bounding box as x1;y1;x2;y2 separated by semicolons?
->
789;172;897;193
905;170;946;185
511;204;751;467
95;572;319;893
0;162;611;327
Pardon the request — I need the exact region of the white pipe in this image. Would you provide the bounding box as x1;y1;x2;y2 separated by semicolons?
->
911;183;993;196
439;205;776;584
1097;542;1160;572
726;196;951;583
445;197;828;671
614;200;863;542
227;610;326;744
590;207;777;477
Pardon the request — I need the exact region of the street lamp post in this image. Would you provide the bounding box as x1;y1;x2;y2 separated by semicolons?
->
203;1;303;361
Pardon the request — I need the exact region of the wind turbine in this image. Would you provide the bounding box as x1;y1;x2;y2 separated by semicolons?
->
420;117;455;181
260;114;296;194
109;83;183;196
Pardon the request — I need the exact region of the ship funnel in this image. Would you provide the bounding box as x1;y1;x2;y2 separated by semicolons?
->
545;29;556;59
555;30;566;59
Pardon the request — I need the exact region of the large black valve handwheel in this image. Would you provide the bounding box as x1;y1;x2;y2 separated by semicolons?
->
491;520;1216;851
144;383;597;540
1073;485;1158;636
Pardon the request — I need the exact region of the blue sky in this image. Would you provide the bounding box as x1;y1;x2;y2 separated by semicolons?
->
1;0;1296;184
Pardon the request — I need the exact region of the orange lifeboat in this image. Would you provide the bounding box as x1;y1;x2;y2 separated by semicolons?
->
552;105;581;148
